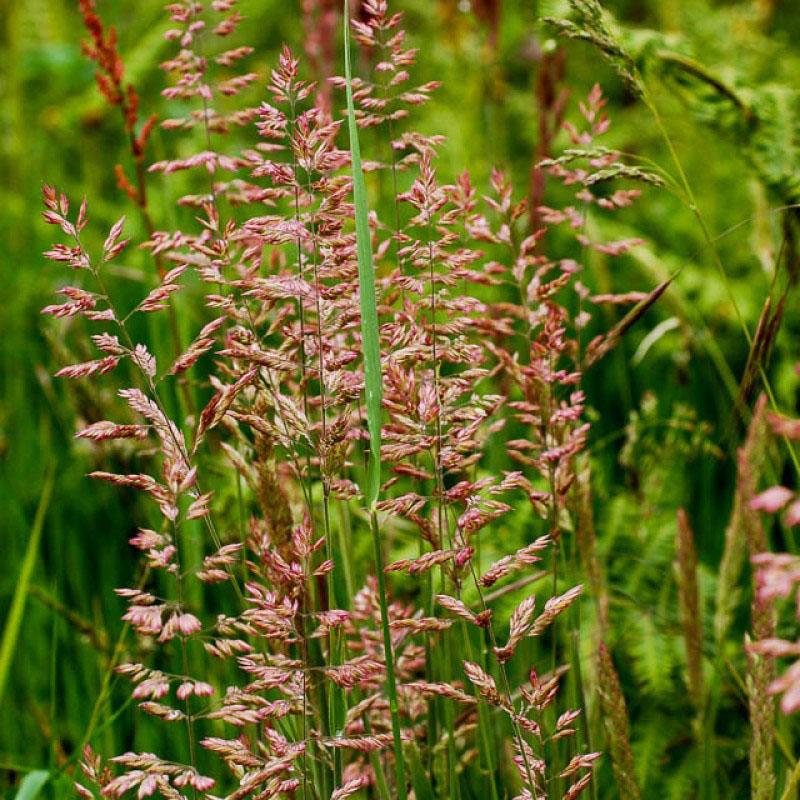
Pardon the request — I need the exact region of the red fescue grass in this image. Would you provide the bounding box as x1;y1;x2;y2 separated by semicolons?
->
41;2;673;798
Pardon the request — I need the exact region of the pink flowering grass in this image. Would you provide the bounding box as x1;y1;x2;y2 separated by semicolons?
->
39;2;686;799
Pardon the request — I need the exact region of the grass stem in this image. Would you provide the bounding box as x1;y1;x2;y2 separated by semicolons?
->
344;3;408;795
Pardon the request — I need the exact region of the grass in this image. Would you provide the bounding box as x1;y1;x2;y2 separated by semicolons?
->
343;2;409;797
0;466;54;706
6;1;800;799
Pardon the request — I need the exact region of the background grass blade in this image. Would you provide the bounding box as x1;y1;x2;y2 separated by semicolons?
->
0;466;54;706
13;770;50;800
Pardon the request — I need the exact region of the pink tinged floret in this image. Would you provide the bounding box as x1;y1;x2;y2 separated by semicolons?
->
752;553;800;601
42;292;96;318
76;421;148;441
56;356;120;379
331;777;370;800
136;775;157;799
454;546;474;568
769;411;800;439
177;613;202;635
123;604;163;635
132;675;170;700
751;485;794;513
786;500;800;527
75;784;94;800
102;215;129;261
768;661;800;713
175;681;190;700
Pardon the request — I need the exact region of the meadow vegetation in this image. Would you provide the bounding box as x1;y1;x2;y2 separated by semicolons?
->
4;1;800;798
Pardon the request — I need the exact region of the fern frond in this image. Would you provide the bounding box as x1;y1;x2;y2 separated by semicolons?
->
626;612;677;697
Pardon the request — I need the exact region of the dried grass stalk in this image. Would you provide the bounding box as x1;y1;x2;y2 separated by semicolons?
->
715;393;769;645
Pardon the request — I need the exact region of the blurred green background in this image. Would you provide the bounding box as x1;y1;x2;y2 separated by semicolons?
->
3;0;800;796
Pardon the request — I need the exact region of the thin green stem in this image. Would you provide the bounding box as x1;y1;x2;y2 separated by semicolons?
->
641;83;800;477
0;467;54;706
460;623;501;800
370;511;409;799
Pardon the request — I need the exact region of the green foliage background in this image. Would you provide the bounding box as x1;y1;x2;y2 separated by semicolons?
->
3;0;800;797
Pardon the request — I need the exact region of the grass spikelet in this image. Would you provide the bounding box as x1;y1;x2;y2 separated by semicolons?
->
743;404;776;800
544;0;643;95
584;278;672;367
596;642;641;800
574;456;609;633
675;508;704;711
733;294;786;429
715;393;769;645
253;427;294;558
746;614;776;800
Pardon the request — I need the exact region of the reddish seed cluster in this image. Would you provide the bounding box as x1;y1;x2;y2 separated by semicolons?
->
79;0;158;206
78;0;126;109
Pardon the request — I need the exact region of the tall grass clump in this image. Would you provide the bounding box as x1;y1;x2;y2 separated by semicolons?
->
38;2;695;799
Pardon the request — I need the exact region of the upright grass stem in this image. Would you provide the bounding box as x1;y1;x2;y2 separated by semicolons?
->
0;466;54;706
425;207;460;800
304;151;346;787
343;3;408;796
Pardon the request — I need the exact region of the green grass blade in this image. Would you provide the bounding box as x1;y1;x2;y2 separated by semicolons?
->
343;3;408;797
0;466;55;705
14;770;50;800
407;743;436;800
343;0;383;510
